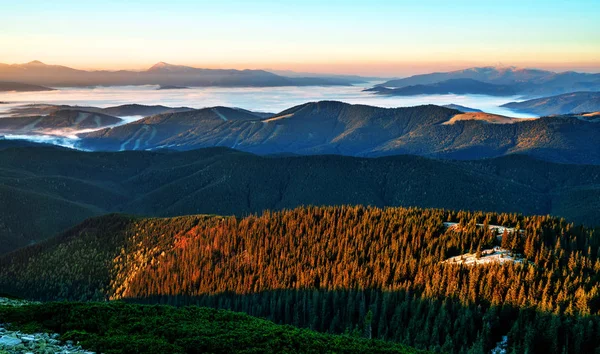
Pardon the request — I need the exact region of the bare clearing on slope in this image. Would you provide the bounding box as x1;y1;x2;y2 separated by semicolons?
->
443;246;525;266
443;112;531;125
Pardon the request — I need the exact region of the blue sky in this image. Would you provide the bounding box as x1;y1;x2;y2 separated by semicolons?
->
0;0;598;75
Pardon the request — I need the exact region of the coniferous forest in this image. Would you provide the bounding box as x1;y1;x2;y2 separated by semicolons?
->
2;206;600;353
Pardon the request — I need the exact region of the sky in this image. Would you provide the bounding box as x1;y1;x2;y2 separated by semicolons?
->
0;0;598;76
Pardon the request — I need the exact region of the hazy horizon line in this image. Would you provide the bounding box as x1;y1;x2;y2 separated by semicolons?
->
2;59;600;77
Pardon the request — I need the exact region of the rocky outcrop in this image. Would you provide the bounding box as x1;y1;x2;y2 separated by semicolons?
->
0;298;95;354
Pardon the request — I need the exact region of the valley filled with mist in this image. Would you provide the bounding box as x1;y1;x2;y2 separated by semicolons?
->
0;82;542;150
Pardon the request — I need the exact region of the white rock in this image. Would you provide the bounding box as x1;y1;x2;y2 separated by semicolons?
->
0;335;23;346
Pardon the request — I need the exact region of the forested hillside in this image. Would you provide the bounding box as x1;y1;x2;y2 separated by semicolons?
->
501;91;600;115
2;206;600;353
2;146;600;254
77;101;600;164
0;109;122;133
3;103;194;118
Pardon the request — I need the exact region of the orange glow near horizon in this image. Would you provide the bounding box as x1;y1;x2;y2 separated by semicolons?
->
1;1;598;77
4;59;598;77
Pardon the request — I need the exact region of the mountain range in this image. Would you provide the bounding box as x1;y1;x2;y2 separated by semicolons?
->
3;70;600;354
0;104;203;135
1;146;600;254
501;91;600;115
2;62;598;97
0;61;361;87
0;109;122;134
76;101;600;164
372;66;600;97
2;103;195;118
269;69;384;82
365;78;518;96
0;81;55;92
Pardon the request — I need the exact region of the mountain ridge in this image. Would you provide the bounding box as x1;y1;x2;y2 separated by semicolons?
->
365;78;517;96
0;109;122;134
373;66;600;96
1;146;600;254
3;103;196;118
501;91;600;115
0;60;359;87
0;81;56;92
76;101;600;164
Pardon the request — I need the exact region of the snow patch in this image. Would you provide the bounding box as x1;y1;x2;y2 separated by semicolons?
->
443;222;522;235
443;247;525;266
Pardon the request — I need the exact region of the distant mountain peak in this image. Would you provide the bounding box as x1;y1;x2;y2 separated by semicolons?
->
150;61;171;69
0;61;354;87
462;66;519;73
147;62;193;72
25;60;46;66
492;65;519;70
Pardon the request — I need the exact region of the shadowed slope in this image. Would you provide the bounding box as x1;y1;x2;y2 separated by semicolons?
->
502;91;600;115
77;101;600;164
2;146;600;253
0;110;122;134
